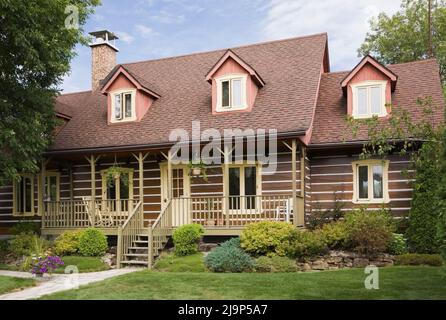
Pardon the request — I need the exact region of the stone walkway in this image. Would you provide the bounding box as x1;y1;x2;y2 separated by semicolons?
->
0;268;140;300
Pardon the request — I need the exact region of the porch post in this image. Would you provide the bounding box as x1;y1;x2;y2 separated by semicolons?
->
89;155;96;201
223;145;230;228
167;149;173;227
291;140;298;227
297;145;306;227
39;159;46;216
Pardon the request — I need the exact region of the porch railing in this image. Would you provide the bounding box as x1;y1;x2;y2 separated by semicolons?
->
42;199;139;229
170;195;305;228
116;200;143;268
149;199;173;266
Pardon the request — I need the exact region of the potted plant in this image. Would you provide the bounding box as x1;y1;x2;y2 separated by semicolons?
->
188;158;208;181
103;165;129;187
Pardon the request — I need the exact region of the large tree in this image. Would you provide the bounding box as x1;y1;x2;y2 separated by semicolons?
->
0;0;99;182
358;0;446;88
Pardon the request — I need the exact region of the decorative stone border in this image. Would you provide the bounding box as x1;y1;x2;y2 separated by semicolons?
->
296;251;395;271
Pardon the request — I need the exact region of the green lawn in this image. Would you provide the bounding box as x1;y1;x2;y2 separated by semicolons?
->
40;266;446;300
54;256;110;274
0;276;35;295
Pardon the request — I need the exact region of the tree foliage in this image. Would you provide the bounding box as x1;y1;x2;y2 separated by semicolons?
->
358;0;446;87
0;0;100;183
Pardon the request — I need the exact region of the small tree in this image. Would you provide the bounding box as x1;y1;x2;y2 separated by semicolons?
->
346;97;444;254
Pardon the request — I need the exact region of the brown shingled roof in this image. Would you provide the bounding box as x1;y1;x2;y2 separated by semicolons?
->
51;33;328;151
311;59;445;145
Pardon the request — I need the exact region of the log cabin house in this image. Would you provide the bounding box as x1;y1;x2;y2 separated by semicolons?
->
0;31;444;267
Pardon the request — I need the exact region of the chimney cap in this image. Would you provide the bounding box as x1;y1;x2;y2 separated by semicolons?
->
89;30;119;52
89;30;119;41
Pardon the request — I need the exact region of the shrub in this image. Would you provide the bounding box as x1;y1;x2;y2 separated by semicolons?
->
9;233;50;258
10;222;40;235
21;237;53;271
388;233;408;255
240;221;297;257
54;230;81;256
172;224;204;256
319;221;348;249
205;239;254;272
78;228;108;257
287;229;327;259
394;253;444;267
344;208;394;255
254;256;297;273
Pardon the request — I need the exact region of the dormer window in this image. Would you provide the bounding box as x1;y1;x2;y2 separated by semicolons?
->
111;89;136;122
216;75;247;112
351;81;387;119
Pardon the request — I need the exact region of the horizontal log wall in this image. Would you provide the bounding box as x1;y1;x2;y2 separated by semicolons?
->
307;152;413;218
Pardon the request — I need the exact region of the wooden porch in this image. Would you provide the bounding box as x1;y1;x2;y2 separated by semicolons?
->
41;195;305;235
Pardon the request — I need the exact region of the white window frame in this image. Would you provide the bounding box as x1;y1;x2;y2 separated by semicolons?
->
223;163;262;213
110;88;137;123
351;80;387;119
352;160;390;204
216;74;248;112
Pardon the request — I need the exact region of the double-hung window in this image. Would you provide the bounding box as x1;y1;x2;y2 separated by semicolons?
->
111;89;136;122
217;75;247;112
352;160;389;204
351;81;387;119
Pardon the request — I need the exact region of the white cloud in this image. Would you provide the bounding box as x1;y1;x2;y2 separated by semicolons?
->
115;31;135;44
261;0;401;70
135;24;155;37
150;10;185;24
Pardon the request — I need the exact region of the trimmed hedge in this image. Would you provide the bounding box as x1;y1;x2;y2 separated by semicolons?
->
395;253;444;267
172;224;204;256
78;228;108;257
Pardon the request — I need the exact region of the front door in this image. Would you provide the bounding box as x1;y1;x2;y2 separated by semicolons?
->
160;164;191;227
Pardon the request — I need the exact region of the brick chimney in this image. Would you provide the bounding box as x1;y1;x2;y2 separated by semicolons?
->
89;30;119;91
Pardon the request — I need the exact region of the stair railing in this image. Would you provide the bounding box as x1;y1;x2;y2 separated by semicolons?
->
148;199;173;267
116;200;143;268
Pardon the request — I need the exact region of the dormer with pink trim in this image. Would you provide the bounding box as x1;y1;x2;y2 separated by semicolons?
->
341;55;398;119
101;65;161;124
206;50;265;115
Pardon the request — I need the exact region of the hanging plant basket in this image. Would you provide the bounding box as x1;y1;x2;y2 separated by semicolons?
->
188;159;208;181
103;164;129;187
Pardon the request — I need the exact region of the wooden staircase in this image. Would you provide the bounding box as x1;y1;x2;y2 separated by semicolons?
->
117;200;173;268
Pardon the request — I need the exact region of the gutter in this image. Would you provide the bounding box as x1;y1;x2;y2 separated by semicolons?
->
44;129;307;156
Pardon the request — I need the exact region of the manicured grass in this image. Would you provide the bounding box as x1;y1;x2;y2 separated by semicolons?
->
0;276;35;295
54;256;110;274
40;266;446;300
154;253;206;272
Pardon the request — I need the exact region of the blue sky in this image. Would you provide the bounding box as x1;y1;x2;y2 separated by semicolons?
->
62;0;401;93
